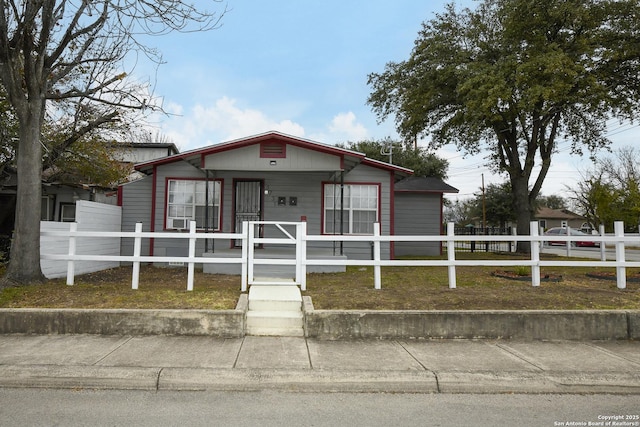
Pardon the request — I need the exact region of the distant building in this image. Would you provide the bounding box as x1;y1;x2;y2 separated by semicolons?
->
535;207;590;231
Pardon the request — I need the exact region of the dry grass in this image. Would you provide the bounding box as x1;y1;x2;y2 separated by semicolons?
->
0;266;240;310
1;253;640;310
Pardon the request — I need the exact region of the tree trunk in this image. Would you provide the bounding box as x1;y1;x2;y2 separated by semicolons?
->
512;177;534;254
2;107;46;286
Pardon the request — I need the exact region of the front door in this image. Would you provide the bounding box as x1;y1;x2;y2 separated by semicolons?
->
234;180;264;247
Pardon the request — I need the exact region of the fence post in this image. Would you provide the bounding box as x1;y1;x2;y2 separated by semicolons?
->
530;221;541;287
66;222;77;286
511;227;517;253
599;224;606;261
187;221;196;291
373;222;381;290
132;222;142;290
298;221;307;291
614;221;626;289
565;225;572;257
447;222;456;289
241;221;248;292
248;221;256;289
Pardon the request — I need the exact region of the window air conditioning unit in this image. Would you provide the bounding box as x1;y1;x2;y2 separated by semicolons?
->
171;218;187;229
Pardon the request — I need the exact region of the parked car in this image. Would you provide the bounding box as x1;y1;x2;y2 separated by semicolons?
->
544;227;600;247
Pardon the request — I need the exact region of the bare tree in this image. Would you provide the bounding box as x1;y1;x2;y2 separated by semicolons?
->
569;147;640;232
0;0;226;286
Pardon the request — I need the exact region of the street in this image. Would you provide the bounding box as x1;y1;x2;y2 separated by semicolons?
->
542;245;640;262
0;389;638;427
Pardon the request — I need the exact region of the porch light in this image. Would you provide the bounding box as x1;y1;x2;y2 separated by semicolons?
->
269;160;277;166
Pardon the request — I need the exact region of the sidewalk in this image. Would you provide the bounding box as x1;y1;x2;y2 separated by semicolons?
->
1;334;639;393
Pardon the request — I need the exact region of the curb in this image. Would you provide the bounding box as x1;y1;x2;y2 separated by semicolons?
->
1;365;638;394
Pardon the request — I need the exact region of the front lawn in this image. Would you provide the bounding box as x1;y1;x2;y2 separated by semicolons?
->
1;253;639;310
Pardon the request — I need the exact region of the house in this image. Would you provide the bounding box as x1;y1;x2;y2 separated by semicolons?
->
0;143;180;229
111;142;180;182
535;207;590;231
118;131;458;268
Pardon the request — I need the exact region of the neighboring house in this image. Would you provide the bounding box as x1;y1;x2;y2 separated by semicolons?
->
112;142;180;182
118;131;458;263
535;207;590;231
0;143;180;238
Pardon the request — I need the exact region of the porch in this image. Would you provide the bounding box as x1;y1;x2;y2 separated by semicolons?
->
202;246;347;277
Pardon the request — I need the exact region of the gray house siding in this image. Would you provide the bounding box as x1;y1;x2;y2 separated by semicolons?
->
394;193;442;256
336;164;392;259
152;161;207;259
126;164;393;261
119;176;152;258
120;132;434;265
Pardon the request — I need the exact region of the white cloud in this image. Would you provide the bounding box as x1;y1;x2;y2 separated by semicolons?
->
158;96;306;150
152;99;374;152
327;112;369;142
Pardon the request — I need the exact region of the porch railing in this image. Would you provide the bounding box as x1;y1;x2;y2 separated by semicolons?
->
39;221;640;292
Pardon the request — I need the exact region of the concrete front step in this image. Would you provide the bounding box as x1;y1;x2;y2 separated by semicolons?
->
246;310;304;337
247;285;304;337
245;326;305;337
248;285;302;312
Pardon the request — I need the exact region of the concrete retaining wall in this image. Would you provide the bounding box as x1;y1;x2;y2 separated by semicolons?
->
1;298;638;340
302;298;640;341
0;295;248;337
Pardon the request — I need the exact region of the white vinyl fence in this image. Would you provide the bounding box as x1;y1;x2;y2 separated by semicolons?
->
41;200;121;278
40;220;640;291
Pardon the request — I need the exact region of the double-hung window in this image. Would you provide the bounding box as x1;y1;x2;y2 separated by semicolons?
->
323;183;379;234
167;179;221;230
59;203;76;222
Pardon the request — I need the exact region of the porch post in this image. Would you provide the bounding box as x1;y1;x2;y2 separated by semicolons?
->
340;171;344;256
205;170;209;252
204;170;216;254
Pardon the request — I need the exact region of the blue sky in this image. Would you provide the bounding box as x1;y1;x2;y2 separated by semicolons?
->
138;0;638;201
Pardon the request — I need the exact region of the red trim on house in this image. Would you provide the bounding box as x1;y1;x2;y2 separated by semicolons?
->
116;186;123;207
320;181;382;236
259;141;287;158
134;132;367;172
394;189;452;194
361;157;413;174
320;181;332;236
231;178;265;248
149;165;157;256
163;176;223;231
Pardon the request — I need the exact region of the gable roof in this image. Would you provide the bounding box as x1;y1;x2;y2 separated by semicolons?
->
115;142;179;154
394;176;459;194
535;207;584;220
134;131;413;176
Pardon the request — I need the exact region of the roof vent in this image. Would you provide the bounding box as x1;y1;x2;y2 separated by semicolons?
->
260;141;286;158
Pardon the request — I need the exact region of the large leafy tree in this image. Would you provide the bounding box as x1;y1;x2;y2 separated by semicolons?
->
0;0;226;286
367;0;640;252
339;138;449;179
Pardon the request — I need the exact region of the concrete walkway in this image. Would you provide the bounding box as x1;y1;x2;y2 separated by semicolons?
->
1;334;639;393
